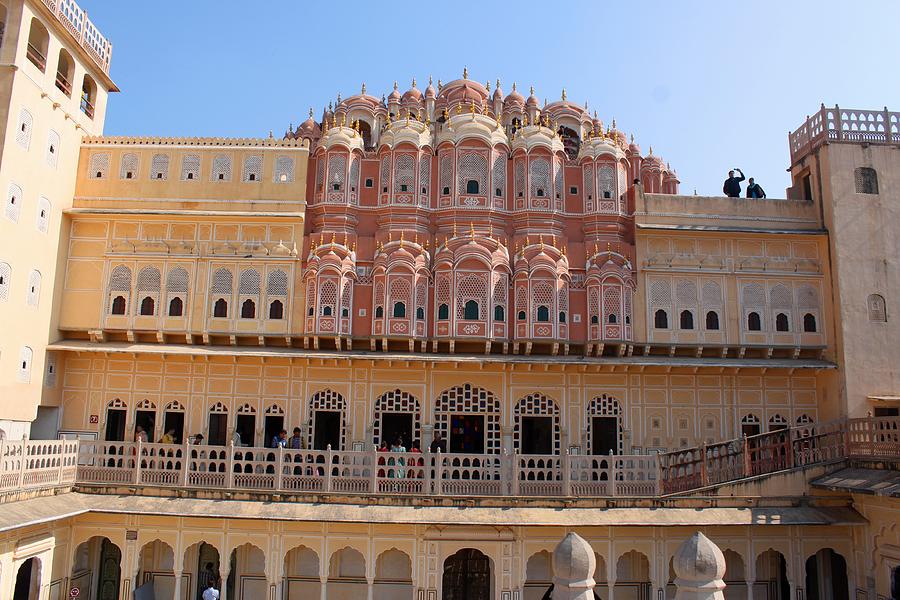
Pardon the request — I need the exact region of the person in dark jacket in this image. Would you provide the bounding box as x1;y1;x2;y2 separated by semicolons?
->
723;168;745;197
746;178;766;199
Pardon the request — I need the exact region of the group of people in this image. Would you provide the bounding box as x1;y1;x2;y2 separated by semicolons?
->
269;427;306;449
723;167;766;198
133;425;179;444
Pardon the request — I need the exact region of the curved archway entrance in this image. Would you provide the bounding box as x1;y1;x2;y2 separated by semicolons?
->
443;549;491;600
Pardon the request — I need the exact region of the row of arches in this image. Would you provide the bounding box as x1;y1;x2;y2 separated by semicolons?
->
44;537;850;600
652;308;818;333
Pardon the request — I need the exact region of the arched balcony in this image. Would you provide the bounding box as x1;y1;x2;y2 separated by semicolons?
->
511;122;566;212
512;241;570;344
433;233;510;346
371;239;430;342
585;247;635;346
377;117;433;208
303;239;356;342
434;113;509;211
313;121;364;205
578;132;629;215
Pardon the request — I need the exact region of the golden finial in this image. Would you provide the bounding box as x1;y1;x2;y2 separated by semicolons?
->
496;78;501;90
630;133;635;143
429;75;433;85
539;234;544;248
424;238;429;250
463;66;468;79
648;145;653;156
412;77;417;88
406;112;410;127
470;100;475;114
344;232;348;246
336;93;342;103
386;113;391;126
361;82;366;94
351;241;357;252
496;113;501;127
561;245;567;256
438;78;443;90
593;243;599;255
340;114;346;127
607;241;612;254
331;232;336;244
529;85;535;96
453;223;458;237
393;81;398;91
525;235;530;246
443;235;448;247
400;231;405;248
485;80;491;92
414;232;418;244
456;103;462;115
388;231;393;242
551;234;556;247
308;107;314;118
482;103;488;115
612;118;617;129
561;88;567;101
523;114;529;126
512;82;517;92
425;116;431;126
470;222;475;238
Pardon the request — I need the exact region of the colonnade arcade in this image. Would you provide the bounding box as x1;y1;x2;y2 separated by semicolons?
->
51;529;855;600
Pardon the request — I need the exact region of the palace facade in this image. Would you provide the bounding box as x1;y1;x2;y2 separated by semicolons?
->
0;2;899;600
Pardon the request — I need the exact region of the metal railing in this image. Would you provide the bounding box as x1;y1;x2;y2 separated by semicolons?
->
789;105;900;160
0;418;896;502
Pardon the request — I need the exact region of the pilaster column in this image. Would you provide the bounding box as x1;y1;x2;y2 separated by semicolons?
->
173;570;183;600
319;577;327;600
367;576;375;600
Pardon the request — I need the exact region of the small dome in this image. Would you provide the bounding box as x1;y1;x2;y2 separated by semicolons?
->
492;79;503;102
673;532;726;582
628;135;641;154
388;81;401;102
402;78;422;103
504;82;524;108
526;85;539;107
437;78;489;108
298;109;321;139
425;76;436;99
552;533;596;584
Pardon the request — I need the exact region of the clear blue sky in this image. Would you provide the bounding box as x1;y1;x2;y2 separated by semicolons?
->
84;0;898;196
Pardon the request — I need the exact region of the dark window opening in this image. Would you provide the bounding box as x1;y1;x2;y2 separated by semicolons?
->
591;315;598;324
163;411;184;444
313;410;341;450
775;312;789;332
186;172;194;180
591;416;618;455
466;180;479;194
241;299;256;319
104;408;126;441
207;413;227;446
536;305;550;322
307;307;314;316
365;178;373;188
379;412;413;448
449;414;485;453
269;300;284;319
559;311;566;323
438;304;449;320
570;186;578;195
400;184;408;192
494;305;505;321
521;416;553;455
322;305;333;317
748;311;762;331
248;173;256;181
442;186;450;195
393;302;406;318
855;167;879;194
235;413;255;447
495;188;502;196
264;414;284;449
416;306;424;320
518;310;526;321
679;310;694;330
213;298;228;318
603;191;611;199
168;297;183;317
741;421;761;438
375;306;384;318
218;173;225;181
654;309;668;329
608;314;617;324
705;311;719;330
803;313;817;332
139;296;155;316
463;300;479;320
111;295;126;315
536;188;544;197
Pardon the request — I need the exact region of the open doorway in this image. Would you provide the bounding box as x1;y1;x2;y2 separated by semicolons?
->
163;411;184;444
264;414;284;448
313;411;341;450
521;416;553;455
196;542;221;600
450;415;485;453
380;412;413;447
208;413;228;446
135;409;156;442
591;417;619;455
105;408;126;441
13;557;40;600
235;414;255;447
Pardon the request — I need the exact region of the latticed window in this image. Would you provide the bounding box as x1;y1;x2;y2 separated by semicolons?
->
457;152;487;195
701;281;722;307
274;155;294;183
770;284;792;309
137;266;160;292
239;269;261;295
327;154;347;191
797;284;818;310
6;183;22;222
0;262;10;302
373;281;385;318
305;280;315;316
649;280;671;306
583;164;595;206
18;346;33;383
554;160;563;199
389;277;411;306
492;274;508;313
267;269;288;296
415;281;427;319
513;393;561;454
315;158;325;191
492;154;506;198
150;154;169;180
211;268;233;294
319;279;337;316
434;383;501;454
35;196;50;233
394;154;415;193
588;287;600;324
26;270;41;307
380;155;391;191
180;154;200;181
439;153;452;194
373;390;421;446
598;164;615;200
120;153;139;179
587;395;623;455
515;285;527;318
514;160;526;198
349;157;360;194
307;389;347;450
211;154;232;181
242;155;262;182
46;130;60;168
419;156;430;197
166;267;189;294
618;165;628;211
340;280;352;317
854;167;878;194
603;285;621;324
675;279;697;307
16;108;33;149
89;152;110;179
867;294;887;322
742;283;765;308
529;158;550;197
531;281;554;322
109;265;132;293
456;274;487;320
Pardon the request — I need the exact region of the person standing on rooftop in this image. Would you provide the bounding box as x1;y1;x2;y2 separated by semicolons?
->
723;168;745;197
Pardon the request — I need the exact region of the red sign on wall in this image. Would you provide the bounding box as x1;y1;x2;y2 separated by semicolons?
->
89;415;99;424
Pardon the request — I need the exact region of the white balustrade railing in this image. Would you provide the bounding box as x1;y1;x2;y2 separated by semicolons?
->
790;105;899;159
0;418;896;502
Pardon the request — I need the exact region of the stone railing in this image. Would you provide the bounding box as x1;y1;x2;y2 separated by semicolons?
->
40;0;112;75
659;417;897;494
0;439;80;494
72;443;659;498
789;105;900;160
0;418;896;502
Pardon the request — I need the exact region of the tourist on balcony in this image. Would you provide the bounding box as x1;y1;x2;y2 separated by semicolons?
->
271;429;287;449
202;562;221;597
134;425;148;443
288;427;304;449
191;433;204;445
430;431;446;453
723;168;745;197
746;177;767;199
158;428;175;444
409;440;423;478
389;436;406;478
202;584;220;600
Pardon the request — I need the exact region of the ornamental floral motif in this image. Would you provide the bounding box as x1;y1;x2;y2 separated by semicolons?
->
392;322;407;333
463;324;480;334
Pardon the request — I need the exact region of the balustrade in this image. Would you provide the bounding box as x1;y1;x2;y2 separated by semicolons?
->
790;105;899;159
1;418;897;502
